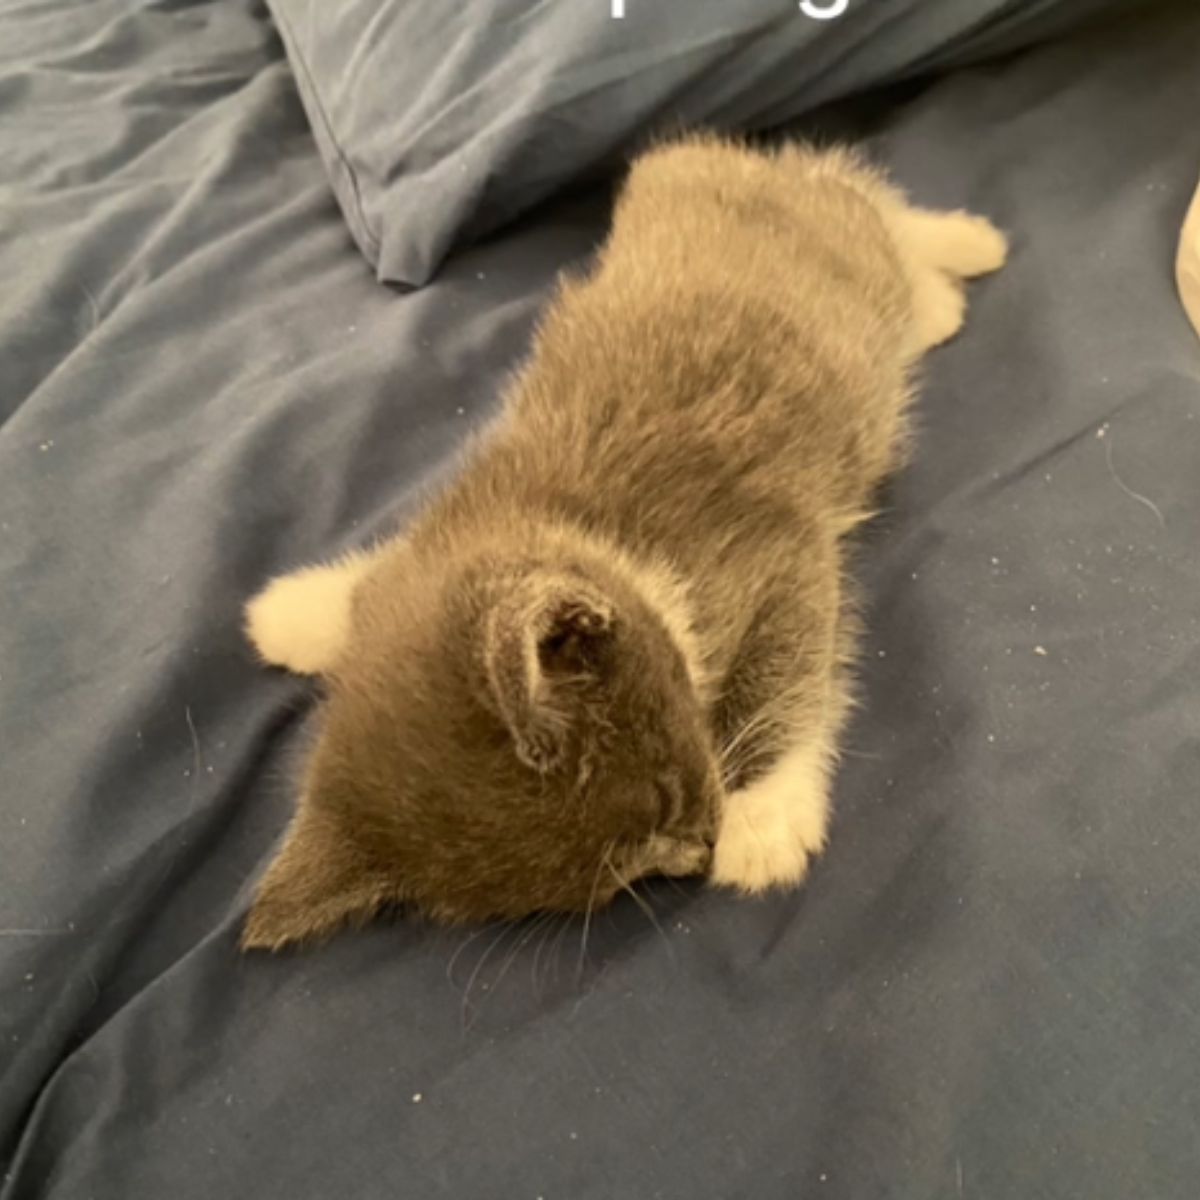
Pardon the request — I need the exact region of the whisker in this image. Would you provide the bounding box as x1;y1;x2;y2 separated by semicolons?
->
548;908;579;988
445;924;492;989
719;702;774;755
490;912;553;1000
605;858;674;964
460;922;517;1030
576;842;612;986
659;874;693;899
719;694;833;788
719;707;792;778
532;912;567;1000
717;669;836;775
718;708;771;768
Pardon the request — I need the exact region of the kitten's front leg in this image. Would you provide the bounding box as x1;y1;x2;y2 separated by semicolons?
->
244;548;377;675
711;729;836;894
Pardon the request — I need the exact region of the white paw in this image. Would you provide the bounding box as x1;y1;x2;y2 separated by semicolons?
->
905;208;1008;279
913;268;966;350
244;553;370;675
944;212;1008;277
710;742;831;895
712;798;815;893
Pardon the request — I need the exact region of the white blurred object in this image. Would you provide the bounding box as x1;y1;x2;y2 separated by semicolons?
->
1177;175;1200;341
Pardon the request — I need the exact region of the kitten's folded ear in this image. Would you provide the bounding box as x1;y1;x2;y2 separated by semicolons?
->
242;803;397;952
482;568;615;773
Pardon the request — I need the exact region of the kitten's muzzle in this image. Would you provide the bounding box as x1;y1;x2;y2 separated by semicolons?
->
655;837;713;877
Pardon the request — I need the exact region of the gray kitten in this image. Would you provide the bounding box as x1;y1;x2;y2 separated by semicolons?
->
242;134;1006;950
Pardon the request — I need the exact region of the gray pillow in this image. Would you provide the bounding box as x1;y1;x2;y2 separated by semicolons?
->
266;0;1136;288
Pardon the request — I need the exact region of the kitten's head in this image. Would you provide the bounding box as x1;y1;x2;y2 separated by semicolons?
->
242;548;721;950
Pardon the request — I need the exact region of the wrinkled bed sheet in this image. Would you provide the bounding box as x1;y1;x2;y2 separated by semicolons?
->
2;2;1199;1197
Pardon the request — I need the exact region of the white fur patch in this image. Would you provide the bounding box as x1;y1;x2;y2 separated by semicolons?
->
902;208;1008;279
886;206;1008;353
244;551;374;675
910;268;967;350
711;737;833;894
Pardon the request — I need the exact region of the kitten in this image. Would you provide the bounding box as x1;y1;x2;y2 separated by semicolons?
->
241;134;1006;950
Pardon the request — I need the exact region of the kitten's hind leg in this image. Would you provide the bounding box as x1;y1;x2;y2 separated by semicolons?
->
244;550;374;675
711;732;835;894
900;208;1008;279
900;208;1007;351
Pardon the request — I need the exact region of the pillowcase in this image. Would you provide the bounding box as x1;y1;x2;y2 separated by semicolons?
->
266;0;1139;288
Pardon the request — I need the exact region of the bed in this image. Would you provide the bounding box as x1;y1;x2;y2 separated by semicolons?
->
3;2;1199;1196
